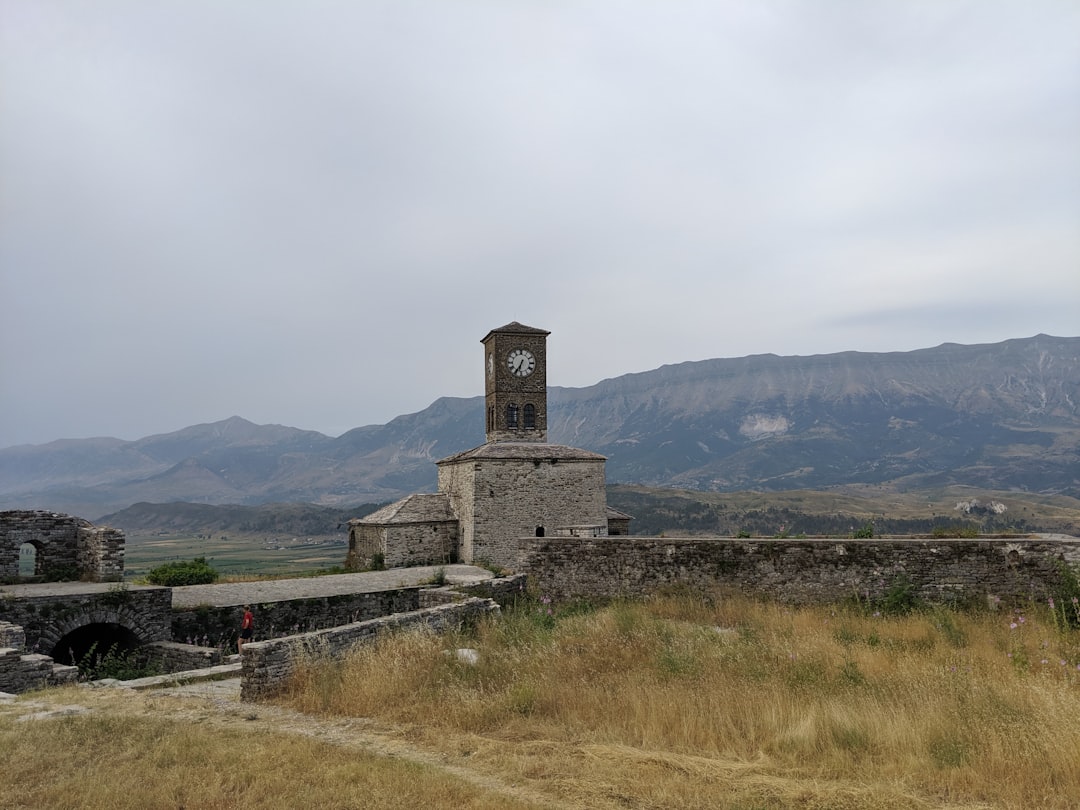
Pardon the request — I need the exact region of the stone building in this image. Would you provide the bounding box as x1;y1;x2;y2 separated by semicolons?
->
1;510;124;582
347;322;629;570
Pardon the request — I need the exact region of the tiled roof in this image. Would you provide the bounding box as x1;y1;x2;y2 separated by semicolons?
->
481;322;551;342
350;493;456;525
606;506;634;520
437;442;606;465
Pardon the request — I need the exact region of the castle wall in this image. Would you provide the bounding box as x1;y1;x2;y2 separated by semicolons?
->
170;588;422;651
0;511;124;582
518;536;1080;607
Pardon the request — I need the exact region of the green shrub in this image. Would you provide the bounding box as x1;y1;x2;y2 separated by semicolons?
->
146;557;219;586
877;573;922;615
852;521;875;539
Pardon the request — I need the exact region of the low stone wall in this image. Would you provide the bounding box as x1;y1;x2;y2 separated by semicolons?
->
171;588;422;652
240;597;499;701
453;573;529;607
139;640;223;673
518;536;1080;607
0;621;78;694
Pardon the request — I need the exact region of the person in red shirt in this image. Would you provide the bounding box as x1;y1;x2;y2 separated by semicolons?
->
238;605;254;654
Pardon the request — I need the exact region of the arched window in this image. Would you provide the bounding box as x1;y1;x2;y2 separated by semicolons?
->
507;403;519;428
523;403;536;429
487;406;495;432
535;526;545;537
18;542;36;577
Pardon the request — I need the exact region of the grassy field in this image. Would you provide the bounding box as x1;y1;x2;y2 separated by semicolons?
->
3;591;1080;808
280;591;1080;809
122;533;348;579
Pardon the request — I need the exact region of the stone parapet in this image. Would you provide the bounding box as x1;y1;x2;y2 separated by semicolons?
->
171;588;421;653
519;536;1080;607
240;597;499;701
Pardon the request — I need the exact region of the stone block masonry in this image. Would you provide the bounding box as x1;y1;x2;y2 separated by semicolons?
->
0;621;79;693
0;585;172;656
171;588;422;651
0;510;124;582
240;597;499;701
519;536;1080;607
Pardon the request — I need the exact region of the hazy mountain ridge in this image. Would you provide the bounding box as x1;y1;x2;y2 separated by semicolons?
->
2;335;1077;519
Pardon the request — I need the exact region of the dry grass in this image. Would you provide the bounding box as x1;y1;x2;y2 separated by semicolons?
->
0;701;536;810
280;591;1080;809
4;592;1077;809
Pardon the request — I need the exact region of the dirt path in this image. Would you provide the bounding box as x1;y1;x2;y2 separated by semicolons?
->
2;680;561;809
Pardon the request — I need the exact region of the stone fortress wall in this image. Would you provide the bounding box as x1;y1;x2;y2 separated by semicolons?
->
1;510;124;583
515;535;1080;607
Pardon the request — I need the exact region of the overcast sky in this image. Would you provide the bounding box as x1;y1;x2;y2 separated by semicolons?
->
2;1;1078;448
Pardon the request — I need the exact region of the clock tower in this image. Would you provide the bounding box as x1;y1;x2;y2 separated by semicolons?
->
483;322;549;443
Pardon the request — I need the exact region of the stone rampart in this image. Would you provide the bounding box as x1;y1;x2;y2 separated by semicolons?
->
240;597;499;701
171;588;422;651
518;536;1080;607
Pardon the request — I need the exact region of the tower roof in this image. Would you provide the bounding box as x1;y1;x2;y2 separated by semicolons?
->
481;322;551;342
436;442;605;465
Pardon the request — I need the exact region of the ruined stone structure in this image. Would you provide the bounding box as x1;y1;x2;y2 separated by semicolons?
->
1;510;124;583
0;621;79;693
348;322;629;570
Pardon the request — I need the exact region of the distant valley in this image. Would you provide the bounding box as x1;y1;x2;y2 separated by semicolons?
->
2;334;1077;523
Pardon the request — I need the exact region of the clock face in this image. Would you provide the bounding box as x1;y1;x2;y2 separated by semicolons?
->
507;348;536;377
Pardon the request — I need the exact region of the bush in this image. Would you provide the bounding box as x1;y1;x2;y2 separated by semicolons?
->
852;521;875;539
146;557;219;586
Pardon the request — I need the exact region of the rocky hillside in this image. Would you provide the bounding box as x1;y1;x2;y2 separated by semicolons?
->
1;334;1077;519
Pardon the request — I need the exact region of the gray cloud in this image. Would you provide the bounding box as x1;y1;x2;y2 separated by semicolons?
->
2;0;1078;447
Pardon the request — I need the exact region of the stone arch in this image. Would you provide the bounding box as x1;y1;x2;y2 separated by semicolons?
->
39;605;155;664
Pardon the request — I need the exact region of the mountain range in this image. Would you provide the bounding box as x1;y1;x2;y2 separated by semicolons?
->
2;334;1077;521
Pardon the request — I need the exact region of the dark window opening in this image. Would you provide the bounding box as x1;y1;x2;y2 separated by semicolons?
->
487;406;495;432
523;403;536;429
507;403;519;429
535;526;545;537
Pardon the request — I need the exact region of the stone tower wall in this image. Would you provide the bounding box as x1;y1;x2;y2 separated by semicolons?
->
442;457;607;568
484;327;549;443
0;511;124;582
